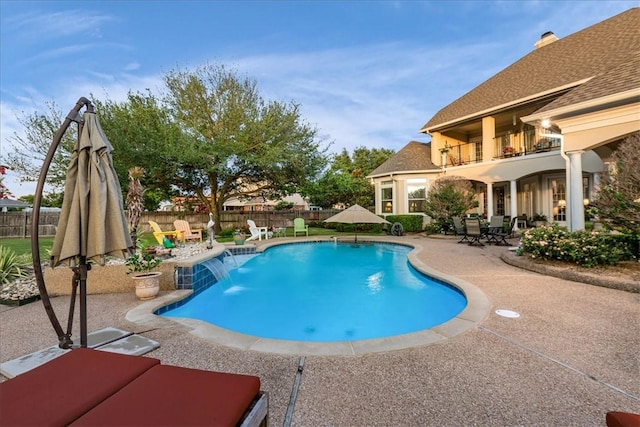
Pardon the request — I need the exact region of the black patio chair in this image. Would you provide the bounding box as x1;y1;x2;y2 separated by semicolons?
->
492;217;518;246
464;218;484;246
485;215;505;244
452;216;469;243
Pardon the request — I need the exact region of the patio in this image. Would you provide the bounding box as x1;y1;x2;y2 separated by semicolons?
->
1;236;638;425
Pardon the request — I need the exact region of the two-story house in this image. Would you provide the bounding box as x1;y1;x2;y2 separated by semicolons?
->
368;8;639;231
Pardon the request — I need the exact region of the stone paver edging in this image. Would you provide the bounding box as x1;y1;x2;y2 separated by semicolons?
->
127;237;490;356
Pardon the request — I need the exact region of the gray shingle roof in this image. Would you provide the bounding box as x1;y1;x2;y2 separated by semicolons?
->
535;51;640;114
422;8;640;131
368;141;438;177
0;199;31;209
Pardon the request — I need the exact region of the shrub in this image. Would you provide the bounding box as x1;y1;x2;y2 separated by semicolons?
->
520;225;636;267
326;223;383;234
423;223;442;235
0;246;32;285
385;215;424;232
424;176;477;233
217;228;234;238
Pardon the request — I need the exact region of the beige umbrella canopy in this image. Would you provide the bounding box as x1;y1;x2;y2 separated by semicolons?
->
31;98;133;349
51;111;132;266
323;204;390;242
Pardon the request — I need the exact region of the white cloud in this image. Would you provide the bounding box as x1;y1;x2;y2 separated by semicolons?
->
123;62;141;71
4;9;113;40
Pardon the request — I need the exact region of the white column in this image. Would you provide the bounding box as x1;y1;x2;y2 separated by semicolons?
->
482;116;496;161
568;151;585;231
392;178;397;215
510;180;518;230
486;182;494;219
372;180;379;214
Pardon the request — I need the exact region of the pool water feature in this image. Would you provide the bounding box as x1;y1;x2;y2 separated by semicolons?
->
163;242;467;342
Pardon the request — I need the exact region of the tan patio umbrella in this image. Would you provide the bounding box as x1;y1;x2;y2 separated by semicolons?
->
32;97;133;349
51;110;132;266
323;204;390;242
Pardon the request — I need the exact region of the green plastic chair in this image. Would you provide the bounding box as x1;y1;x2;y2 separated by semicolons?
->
293;218;309;237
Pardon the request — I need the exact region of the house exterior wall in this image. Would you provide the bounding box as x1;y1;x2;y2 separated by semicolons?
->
370;11;639;230
371;172;438;218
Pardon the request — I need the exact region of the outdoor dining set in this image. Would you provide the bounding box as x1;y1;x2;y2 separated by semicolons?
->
452;215;518;247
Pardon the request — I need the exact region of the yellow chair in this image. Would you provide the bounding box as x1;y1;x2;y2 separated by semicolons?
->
173;220;203;243
148;220;182;245
293;218;308;237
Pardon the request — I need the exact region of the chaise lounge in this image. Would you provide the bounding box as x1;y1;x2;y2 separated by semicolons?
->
0;348;268;426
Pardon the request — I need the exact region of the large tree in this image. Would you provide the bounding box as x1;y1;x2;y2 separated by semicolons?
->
307;146;394;208
99;64;328;231
592;132;640;234
5;101;77;194
94;91;182;210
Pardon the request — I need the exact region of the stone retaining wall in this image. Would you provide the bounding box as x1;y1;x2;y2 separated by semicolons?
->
43;262;177;296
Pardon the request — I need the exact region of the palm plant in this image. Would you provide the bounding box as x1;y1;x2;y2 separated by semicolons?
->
126;167;145;248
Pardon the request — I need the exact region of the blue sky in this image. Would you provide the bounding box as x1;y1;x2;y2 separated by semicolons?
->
0;0;636;197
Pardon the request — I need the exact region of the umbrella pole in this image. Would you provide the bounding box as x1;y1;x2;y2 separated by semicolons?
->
31;97;92;349
78;259;88;348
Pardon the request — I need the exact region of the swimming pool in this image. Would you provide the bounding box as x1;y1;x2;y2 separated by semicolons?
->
163;242;467;342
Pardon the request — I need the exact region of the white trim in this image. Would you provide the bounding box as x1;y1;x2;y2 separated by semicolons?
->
521;88;640;123
367;169;439;179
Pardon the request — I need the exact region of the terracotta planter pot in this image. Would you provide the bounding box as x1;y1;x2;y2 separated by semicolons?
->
131;272;162;300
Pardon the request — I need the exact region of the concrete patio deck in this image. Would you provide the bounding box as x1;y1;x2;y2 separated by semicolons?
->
1;235;638;426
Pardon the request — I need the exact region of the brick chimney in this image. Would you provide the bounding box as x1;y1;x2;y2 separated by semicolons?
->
534;31;559;49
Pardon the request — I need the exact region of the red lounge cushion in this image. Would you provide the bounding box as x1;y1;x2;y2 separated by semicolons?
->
0;348;160;426
606;411;640;427
71;364;261;426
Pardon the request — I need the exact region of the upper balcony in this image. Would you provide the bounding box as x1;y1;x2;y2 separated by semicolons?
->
442;127;561;166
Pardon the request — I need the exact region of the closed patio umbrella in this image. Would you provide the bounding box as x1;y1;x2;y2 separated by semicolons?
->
323;204;390;242
31;97;133;349
51;109;132;266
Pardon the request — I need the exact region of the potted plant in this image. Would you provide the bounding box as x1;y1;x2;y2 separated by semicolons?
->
233;229;246;245
502;146;515;157
532;213;547;227
125;250;162;300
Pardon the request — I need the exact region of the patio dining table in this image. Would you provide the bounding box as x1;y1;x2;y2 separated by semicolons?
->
484;224;509;244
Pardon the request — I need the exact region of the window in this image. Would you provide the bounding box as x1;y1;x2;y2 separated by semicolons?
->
407;179;426;213
381;183;393;213
522;181;537;218
495;187;505;216
550;179;566;222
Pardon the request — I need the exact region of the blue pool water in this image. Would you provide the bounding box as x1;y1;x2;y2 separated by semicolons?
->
163;242;467;342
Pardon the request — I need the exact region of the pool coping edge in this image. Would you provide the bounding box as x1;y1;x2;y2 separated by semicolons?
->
125;237;491;356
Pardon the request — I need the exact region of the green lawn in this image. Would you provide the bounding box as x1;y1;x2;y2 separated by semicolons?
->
215;226;384;242
1;237;54;260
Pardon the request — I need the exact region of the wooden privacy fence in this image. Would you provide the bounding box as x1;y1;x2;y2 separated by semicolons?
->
0;211;59;238
141;210;340;234
0;209;342;238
